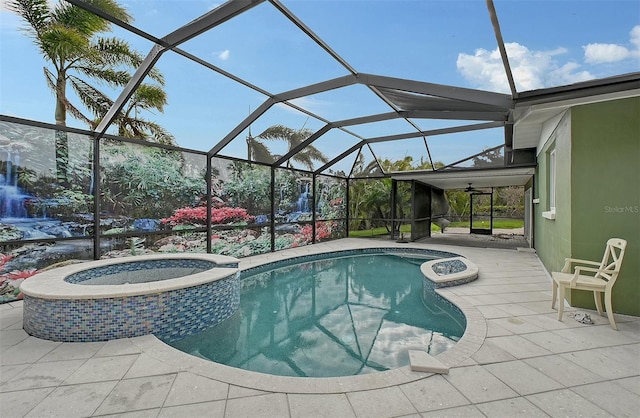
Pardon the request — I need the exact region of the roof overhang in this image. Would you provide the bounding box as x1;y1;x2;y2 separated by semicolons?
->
389;166;535;191
512;73;640;150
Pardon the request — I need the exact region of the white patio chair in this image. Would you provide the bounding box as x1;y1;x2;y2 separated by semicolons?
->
551;238;627;330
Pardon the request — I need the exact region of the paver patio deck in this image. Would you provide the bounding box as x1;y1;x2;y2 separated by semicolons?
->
1;238;638;417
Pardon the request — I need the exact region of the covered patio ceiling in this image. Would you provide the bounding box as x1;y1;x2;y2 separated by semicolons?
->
390;166;536;191
67;0;640;189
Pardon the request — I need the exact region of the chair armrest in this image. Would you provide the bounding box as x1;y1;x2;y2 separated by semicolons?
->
561;257;601;273
570;266;610;286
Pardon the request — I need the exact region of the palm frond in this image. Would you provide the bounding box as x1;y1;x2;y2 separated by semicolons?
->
63;99;95;128
74;64;130;87
112;116;175;145
40;23;90;63
140;120;176;145
247;137;275;163
51;1;107;36
254;124;327;169
293;155;315;171
93;37;140;65
292;146;329;170
257;124;298;141
87;0;133;23
51;0;131;36
145;67;165;85
117;117;146;139
130;84;168;112
42;66;58;96
68;75;113;118
94;38;164;85
7;0;51;37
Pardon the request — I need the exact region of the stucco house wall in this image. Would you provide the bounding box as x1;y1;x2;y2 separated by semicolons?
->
535;96;640;316
534;112;572;275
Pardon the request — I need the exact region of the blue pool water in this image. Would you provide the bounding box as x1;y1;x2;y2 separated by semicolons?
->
167;250;466;377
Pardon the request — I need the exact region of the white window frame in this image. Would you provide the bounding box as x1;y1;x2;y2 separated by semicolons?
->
549;148;556;211
543;148;557;220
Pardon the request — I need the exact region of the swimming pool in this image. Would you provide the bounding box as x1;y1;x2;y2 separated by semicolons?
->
166;249;467;378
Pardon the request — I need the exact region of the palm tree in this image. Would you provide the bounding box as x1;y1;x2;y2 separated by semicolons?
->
248;124;328;171
246;127;275;164
8;0;173;183
93;84;175;145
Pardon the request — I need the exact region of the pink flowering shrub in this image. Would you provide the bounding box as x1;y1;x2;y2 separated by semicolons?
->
290;221;337;247
162;205;255;227
0;255;39;302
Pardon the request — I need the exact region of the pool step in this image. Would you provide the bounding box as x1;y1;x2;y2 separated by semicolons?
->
408;350;449;374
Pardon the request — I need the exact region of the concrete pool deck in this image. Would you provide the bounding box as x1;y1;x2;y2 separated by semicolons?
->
1;238;639;417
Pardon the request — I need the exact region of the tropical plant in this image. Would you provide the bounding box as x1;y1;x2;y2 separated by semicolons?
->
350;152;383;178
223;163;272;215
349;157;417;231
8;0;174;185
444;148;522;222
316;177;346;220
348;155;449;232
445;190;470;222
210;230;273;257
100;144;205;219
248;125;329;170
46;189;94;218
497;186;524;217
274;169;302;213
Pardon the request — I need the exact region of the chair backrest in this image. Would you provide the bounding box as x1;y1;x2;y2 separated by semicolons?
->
596;238;627;286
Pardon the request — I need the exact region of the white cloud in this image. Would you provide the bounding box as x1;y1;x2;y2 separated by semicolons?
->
457;42;593;93
456;47;509;92
547;62;593;86
584;43;631;63
458;25;640;93
631;25;640;49
218;49;230;60
583;25;640;64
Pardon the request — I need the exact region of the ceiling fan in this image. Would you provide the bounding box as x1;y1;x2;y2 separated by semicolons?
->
464;183;482;193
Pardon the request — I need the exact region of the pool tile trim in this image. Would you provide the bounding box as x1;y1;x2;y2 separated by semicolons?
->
19;253;242;342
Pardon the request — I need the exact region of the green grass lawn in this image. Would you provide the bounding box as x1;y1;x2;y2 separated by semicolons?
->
348;219;524;237
348;224;412;237
448;219;524;229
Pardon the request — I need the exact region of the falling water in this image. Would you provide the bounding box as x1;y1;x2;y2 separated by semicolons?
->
296;182;311;212
0;150;29;219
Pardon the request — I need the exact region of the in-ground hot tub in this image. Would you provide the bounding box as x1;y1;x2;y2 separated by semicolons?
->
20;253;240;342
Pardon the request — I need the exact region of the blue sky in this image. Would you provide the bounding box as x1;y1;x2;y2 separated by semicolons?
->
1;0;638;172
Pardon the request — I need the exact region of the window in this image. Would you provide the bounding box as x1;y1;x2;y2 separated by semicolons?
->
549;149;556;211
543;148;557;220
